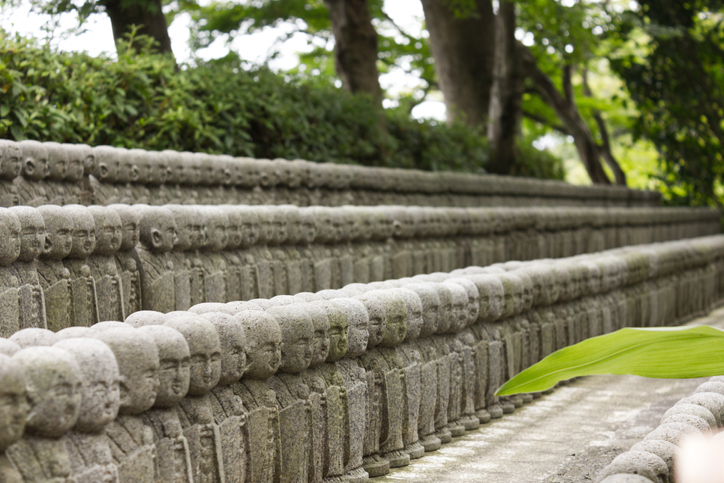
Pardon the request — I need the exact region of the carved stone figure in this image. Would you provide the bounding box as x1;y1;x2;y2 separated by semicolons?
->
135;206;178;314
0;354;27;483
109;204;143;315
37;205;74;332
42;142;70;205
164;315;226;483
93;327;160;483
9;327;59;348
198;207;229;304
62;204;100;328
9;206;47;331
7;347;82;482
15;141;49;207
0;208;22;337
59;144;91;205
88;206;126;322
137;325;194;483
54;338;121;483
0;140;22;207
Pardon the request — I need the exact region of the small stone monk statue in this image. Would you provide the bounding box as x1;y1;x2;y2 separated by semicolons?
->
0;208;22;337
0;353;28;483
37;205;74;332
9;206;47;331
62;204;100;328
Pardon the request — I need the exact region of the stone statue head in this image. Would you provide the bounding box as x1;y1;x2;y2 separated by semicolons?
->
353;293;386;348
313;300;349;362
266;306;314;373
330;298;369;358
13;346;82;437
128;149;151;184
124;310;168;328
56;327;91;340
404;283;440;338
498;273;520;318
163;150;184;185
552;264;572;302
92;327;160;415
179;152;201;185
445;278;480;326
54;338;120;433
431;283;453;333
0;354;28;450
189;303;234;315
89;206;123;256
238;205;260;247
92;146;119;183
235;310;282;379
0;139;22;181
367;290;407;348
62;205;96;259
202;207;229;252
258;160;279;188
392;288;424;341
45;142;69;181
304;302;330;367
164;315;222;396
108;204;141;251
300;209;317;245
280;205;302;245
139;206;178;252
441;282;468;333
9;206;44;263
254;207;274;245
144;151;170;186
513;270;534;313
165;205;194;252
290;159;310;188
200;312;247;385
581;260;602;295
469;274;505;322
0;208;21;266
310;207;333;244
115;149;138;184
38;205;74;261
221;206;243;250
10;328;59;348
237;158;261;189
19;140;49;181
0;338;21;356
137;325;190;407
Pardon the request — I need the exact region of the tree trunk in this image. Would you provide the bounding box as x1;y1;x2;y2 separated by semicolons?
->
324;0;382;105
419;0;496;126
102;0;174;59
487;1;524;175
520;46;611;184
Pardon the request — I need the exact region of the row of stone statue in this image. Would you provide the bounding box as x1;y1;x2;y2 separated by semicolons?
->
0;234;722;483
0;140;661;208
0;203;718;338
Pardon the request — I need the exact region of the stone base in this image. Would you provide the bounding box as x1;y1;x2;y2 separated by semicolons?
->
511;395;524;408
476;409;492;424
501;399;516;414
461;414;480;431
343;466;370;482
435;426;452;444
404;441;425;459
449;422;466;437
522;393;534;404
486;405;504;419
362;455;390;478
420;434;442;452
531;392;543;399
383;450;410;468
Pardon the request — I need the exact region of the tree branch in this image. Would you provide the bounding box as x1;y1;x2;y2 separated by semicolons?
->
522;110;570;135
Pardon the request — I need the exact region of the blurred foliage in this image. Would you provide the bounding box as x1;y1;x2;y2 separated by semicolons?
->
610;0;724;208
0;31;491;171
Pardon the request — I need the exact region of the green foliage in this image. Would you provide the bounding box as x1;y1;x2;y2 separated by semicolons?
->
0;32;487;171
514;135;566;180
496;326;724;396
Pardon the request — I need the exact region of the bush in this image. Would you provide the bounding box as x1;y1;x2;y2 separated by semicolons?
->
0;32;495;173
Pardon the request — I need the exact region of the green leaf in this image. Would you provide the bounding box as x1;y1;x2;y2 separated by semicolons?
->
496;326;724;396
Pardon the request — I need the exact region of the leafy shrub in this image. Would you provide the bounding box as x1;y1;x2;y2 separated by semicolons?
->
0;32;497;173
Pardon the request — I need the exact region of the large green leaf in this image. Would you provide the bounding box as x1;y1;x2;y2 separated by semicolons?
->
496;326;724;396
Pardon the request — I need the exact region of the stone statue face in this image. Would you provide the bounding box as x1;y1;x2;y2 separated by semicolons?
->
92;146;119;183
499;275;516;319
240;208;260;247
542;266;559;305
108;204;140;251
237;311;282;379
515;271;534;312
10;206;45;263
372;291;407;347
222;207;243;250
164;150;183;184
61;205;96;259
116;150;138;184
0;208;21;266
19;140;49;181
331;298;369;358
46;142;69;181
267;306;313;373
312;208;333;243
189;207;208;250
282;206;302;245
0;140;22;180
555;266;572;301
269;208;287;246
54;338;121;433
318;301;349;362
62;144;85;183
204;208;229;252
90;206;123;256
395;288;423;341
433;283;453;333
93;328;159;415
586;262;602;294
446;278;479;326
0;354;28;451
255;208;274;244
139;206;178;253
305;302;330;367
354;293;386;348
38;205;74;261
130;149;151;184
137;325;190;407
300;210;316;245
200;312;247;385
14;346;82;437
444;282;468;332
238;159;261;188
166;205;193;251
258;161;279;188
164;315;221;396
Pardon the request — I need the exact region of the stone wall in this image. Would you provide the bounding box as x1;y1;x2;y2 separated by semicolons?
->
1;235;724;482
0;204;717;337
0;140;663;208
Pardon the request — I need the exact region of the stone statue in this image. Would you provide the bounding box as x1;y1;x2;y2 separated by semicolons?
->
42;142;70;205
0;354;27;483
108;204;143;315
37;205;74;332
61;204;100;328
15;140;49;207
0;208;22;337
9;206;47;331
59;144;91;205
249;207;275;299
0;140;21;207
54;338;121;483
93;327;160;483
7;346;82;482
198;207;229;304
9;327;59;348
165;204;195;311
135;206;178;313
137;325;194;483
235;205;261;301
164;315;226;483
219;206;244;304
88;206;126;322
